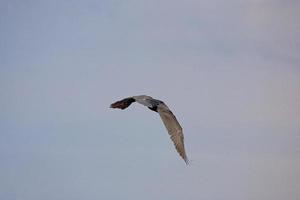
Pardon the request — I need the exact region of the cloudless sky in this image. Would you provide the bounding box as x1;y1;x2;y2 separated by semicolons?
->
1;0;300;199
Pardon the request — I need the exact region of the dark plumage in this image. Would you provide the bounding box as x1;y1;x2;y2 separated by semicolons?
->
110;97;135;110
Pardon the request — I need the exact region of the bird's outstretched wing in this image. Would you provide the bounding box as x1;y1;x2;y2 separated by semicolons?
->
110;97;135;109
110;95;153;109
157;103;188;164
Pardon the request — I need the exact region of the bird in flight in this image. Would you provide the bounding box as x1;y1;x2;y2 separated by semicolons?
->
110;95;188;164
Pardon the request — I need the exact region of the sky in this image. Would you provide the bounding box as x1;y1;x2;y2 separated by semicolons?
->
1;0;300;199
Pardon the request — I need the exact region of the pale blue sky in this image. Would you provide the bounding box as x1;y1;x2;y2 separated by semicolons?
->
1;0;300;199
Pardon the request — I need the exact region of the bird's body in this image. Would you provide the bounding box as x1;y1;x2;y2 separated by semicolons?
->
110;95;188;164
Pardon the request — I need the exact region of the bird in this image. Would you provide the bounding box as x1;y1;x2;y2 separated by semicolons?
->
110;95;188;164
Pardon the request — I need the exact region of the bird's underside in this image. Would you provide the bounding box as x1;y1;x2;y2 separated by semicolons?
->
110;95;188;164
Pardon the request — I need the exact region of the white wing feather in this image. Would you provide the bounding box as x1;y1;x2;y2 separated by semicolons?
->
157;103;188;164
